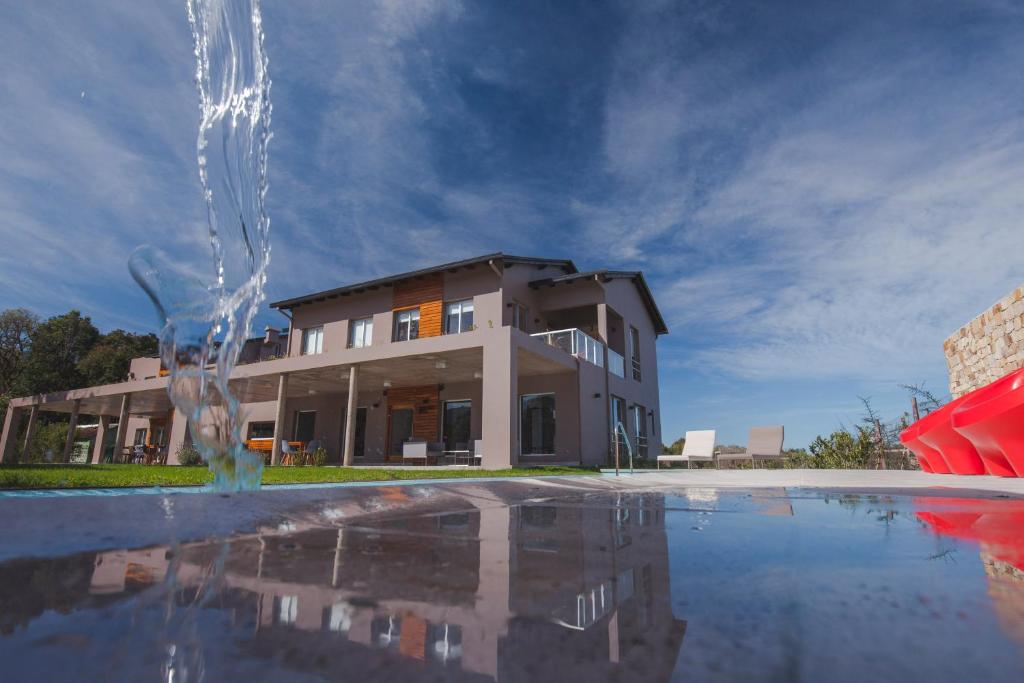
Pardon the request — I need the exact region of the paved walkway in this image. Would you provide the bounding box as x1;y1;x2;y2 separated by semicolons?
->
595;468;1024;496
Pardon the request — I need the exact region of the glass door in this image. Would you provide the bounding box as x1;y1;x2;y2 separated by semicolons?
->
389;408;414;455
520;393;556;455
442;400;472;452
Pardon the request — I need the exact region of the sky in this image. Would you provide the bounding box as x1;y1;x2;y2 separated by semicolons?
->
1;0;1023;449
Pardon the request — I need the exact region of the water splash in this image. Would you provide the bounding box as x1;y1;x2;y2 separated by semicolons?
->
131;0;272;491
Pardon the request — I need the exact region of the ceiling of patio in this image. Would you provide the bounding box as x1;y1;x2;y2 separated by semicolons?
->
231;345;573;402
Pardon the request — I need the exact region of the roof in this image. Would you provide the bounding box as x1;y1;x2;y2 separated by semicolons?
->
529;270;669;335
269;253;577;309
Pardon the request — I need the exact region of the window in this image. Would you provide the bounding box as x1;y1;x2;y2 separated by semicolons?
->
629;326;642;381
348;317;373;348
293;410;316;443
444;299;474;334
247;421;275;440
512;302;529;332
610;395;626;454
393;308;420;342
275;595;298;624
133;428;148;447
302;326;324;355
632;404;649;458
520;393;556;455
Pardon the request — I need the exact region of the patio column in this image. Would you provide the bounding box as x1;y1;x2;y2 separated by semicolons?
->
22;404;39;462
481;330;517;469
270;373;289;465
113;394;131;462
91;416;110;463
342;364;359;466
62;399;81;463
166;408;190;465
0;405;22;463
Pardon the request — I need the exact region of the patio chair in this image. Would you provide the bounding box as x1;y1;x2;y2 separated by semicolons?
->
473;439;484;466
403;440;428;465
717;426;784;468
280;439;296;466
657;430;717;469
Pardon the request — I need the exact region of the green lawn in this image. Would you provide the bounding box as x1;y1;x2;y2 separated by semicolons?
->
0;463;596;491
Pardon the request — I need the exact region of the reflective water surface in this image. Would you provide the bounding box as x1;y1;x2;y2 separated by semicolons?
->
1;480;1024;681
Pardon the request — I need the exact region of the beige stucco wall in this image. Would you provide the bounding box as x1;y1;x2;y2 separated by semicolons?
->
945;285;1024;398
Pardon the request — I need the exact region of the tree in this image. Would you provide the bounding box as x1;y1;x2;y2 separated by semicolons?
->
78;330;159;386
662;436;685;455
0;308;37;395
15;311;100;395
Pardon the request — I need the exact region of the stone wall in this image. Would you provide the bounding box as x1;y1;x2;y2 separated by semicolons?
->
944;285;1024;398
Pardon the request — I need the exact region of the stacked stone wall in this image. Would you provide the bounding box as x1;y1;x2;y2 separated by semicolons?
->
944;285;1024;397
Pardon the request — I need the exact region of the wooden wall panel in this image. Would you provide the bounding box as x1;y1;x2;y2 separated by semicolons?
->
387;384;440;442
393;274;444;338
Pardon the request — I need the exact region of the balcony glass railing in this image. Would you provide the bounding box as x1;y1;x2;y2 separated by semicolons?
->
531;328;604;368
608;349;625;378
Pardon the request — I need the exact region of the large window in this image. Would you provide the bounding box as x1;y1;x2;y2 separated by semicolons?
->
629;326;642;381
442;400;472;451
302;326;324;355
520;393;556;455
444;299;474;334
393;308;420;342
293;410;317;443
247;421;275;440
348;317;373;348
632;404;649;458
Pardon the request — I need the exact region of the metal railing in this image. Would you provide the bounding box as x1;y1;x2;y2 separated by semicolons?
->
608;349;625;378
530;328;604;368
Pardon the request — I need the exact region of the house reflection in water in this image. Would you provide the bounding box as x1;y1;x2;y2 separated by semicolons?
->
84;489;686;680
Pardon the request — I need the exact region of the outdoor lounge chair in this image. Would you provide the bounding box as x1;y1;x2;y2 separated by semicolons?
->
403;440;429;464
657;430;717;469
716;426;785;468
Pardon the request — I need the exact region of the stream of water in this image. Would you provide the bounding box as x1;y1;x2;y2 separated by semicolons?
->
130;0;272;491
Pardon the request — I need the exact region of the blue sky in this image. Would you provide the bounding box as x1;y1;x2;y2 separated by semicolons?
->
2;0;1023;448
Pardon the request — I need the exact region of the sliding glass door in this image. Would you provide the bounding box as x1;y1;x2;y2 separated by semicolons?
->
442;400;472;451
520;393;556;455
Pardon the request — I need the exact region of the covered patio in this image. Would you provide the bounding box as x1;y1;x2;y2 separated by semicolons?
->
1;327;587;469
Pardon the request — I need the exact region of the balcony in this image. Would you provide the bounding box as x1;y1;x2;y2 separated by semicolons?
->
608;349;625;378
531;328;604;368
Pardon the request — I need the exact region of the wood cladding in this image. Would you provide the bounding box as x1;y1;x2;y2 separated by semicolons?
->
393;274;443;338
387;384;440;441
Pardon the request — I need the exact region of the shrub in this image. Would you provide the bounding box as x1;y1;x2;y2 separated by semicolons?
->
312;447;327;467
176;444;204;466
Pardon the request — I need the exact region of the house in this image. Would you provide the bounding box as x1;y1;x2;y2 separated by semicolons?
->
0;253;667;469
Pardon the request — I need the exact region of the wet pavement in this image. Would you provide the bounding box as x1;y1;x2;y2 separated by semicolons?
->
1;477;1024;681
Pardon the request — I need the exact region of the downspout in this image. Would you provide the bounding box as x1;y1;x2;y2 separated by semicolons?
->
278;308;294;356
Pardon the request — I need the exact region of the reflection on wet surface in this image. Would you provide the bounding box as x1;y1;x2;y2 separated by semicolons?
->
1;482;1024;681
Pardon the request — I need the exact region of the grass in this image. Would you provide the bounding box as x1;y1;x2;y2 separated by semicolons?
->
0;463;596;491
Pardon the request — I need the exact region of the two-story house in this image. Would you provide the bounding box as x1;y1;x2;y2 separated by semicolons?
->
0;253;667;469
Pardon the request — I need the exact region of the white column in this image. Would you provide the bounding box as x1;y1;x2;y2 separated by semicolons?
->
0;405;22;463
343;365;359;466
22;404;39;462
62;399;81;463
113;395;131;462
270;373;289;466
481;330;517;469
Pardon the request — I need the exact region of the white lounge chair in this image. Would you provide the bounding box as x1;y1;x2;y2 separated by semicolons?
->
716;426;784;468
402;440;429;464
657;430;717;469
